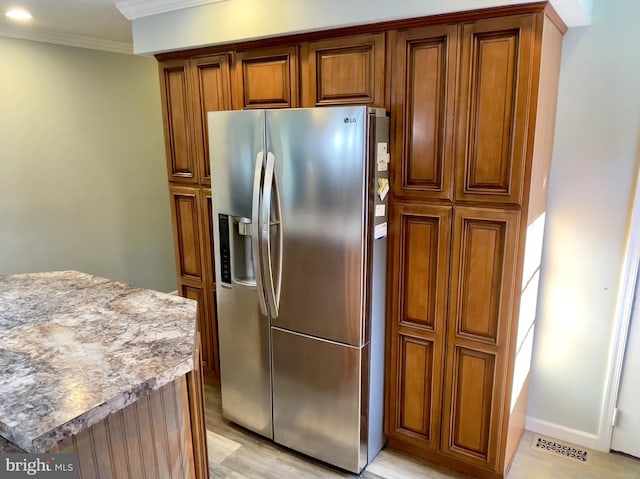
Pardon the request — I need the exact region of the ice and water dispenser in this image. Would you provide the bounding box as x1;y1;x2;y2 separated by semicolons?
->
218;214;256;287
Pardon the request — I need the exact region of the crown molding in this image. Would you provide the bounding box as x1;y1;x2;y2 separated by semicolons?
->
0;24;133;54
116;0;228;20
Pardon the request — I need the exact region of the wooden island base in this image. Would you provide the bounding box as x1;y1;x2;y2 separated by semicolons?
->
49;376;193;478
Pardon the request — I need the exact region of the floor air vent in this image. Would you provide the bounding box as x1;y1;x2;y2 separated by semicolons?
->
531;434;591;465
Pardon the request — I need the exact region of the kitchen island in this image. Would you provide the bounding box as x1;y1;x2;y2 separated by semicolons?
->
0;271;209;478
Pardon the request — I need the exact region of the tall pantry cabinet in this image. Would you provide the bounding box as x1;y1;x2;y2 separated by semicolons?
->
159;54;232;375
156;3;565;478
386;9;564;479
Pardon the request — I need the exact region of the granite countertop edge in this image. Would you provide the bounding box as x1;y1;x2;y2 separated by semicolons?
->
35;357;193;453
3;357;194;453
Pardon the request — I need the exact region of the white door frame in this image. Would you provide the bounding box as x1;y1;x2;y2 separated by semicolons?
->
598;169;640;451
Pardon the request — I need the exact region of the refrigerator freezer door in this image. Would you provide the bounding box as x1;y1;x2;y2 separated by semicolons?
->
209;110;265;220
271;327;367;473
208;110;273;438
266;107;368;347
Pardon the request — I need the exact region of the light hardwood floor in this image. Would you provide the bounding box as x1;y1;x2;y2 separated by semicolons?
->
204;378;640;478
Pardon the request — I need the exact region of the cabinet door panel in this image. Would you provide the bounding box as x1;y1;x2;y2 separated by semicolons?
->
234;46;298;109
160;61;197;183
456;15;534;204
169;186;205;282
442;206;519;469
386;202;451;450
401;215;444;330
398;335;436;436
450;207;519;345
446;346;497;459
392;25;457;200
192;55;231;184
303;33;384;107
180;284;211;371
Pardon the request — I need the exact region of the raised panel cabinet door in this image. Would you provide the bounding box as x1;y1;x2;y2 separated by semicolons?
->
160;60;198;184
169;185;206;283
302;33;385;107
442;206;519;470
386;202;451;450
392;24;458;200
233;46;299;109
455;15;535;204
191;55;232;185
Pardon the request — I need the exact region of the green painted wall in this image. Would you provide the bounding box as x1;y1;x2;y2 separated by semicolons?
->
0;37;176;292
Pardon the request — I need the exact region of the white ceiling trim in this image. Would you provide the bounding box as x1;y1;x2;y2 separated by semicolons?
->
116;0;228;20
0;24;133;54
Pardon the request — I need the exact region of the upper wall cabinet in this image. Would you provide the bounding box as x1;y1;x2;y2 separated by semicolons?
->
391;25;458;201
455;15;534;205
302;33;385;107
191;55;232;184
233;46;299;109
160;60;198;184
159;55;232;185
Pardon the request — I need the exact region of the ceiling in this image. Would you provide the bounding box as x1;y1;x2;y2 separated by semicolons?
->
0;0;133;53
0;0;593;55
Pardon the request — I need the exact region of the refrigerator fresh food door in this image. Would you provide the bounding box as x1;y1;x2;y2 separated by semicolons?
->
266;106;368;347
208;109;274;439
271;327;368;473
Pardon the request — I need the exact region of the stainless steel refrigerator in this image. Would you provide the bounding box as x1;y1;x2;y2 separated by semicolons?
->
208;106;389;473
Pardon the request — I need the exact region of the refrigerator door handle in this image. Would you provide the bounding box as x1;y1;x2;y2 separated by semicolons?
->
272;155;283;314
252;151;268;316
261;152;281;317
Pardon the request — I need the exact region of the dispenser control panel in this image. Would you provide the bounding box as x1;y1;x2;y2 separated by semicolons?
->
218;214;232;285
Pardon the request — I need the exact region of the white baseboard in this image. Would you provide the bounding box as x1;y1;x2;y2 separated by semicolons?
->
168;289;179;295
525;416;602;451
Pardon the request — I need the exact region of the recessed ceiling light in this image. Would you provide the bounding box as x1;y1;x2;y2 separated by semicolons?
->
6;8;32;20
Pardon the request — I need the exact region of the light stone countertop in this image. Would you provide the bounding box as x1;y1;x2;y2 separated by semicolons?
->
0;271;197;453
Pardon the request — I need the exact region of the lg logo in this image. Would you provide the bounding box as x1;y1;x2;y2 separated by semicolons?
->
343;117;357;124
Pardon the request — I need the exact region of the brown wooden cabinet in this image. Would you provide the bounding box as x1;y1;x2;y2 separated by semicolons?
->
391;25;457;200
455;15;535;205
180;284;212;373
169;185;219;374
387;202;451;451
169;186;206;283
385;7;564;479
302;33;385;107
233;46;299;109
160;60;198;184
441;207;519;469
156;4;564;477
191;55;232;184
386;204;521;475
162;55;231;376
